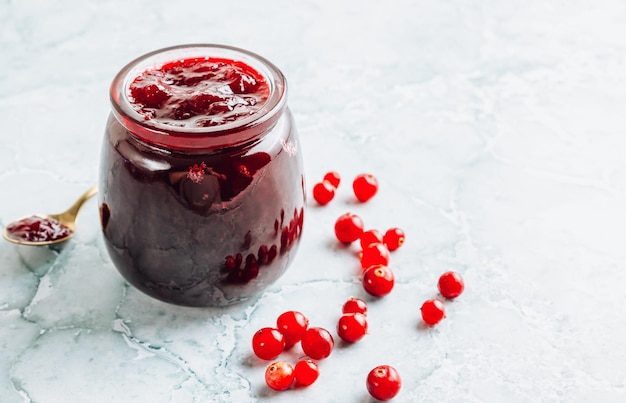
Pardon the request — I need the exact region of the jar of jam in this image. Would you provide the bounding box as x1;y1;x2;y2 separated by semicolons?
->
99;44;305;307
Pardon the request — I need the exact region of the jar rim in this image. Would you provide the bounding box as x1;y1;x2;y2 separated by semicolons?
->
110;44;287;151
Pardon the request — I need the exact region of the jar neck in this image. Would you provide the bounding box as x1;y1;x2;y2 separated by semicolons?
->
110;44;287;152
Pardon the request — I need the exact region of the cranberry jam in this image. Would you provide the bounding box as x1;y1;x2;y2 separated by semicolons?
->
5;215;73;243
100;45;305;307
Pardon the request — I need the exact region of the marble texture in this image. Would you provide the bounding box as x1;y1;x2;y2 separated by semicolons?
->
2;0;626;401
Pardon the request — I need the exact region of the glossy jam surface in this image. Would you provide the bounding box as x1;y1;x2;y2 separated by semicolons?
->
128;57;270;128
5;215;73;242
101;51;303;307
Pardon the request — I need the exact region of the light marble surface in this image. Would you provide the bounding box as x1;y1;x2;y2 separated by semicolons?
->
2;0;626;401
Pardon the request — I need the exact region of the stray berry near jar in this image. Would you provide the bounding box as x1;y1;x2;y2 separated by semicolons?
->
362;265;395;297
360;243;390;270
276;310;309;346
366;365;402;401
334;212;364;244
383;228;405;251
421;299;446;326
438;271;465;299
265;361;295;391
294;359;319;387
337;312;368;343
323;171;341;188
252;327;286;360
353;174;378;202
359;229;384;250
313;181;335;205
5;215;73;243
342;297;368;315
301;327;334;360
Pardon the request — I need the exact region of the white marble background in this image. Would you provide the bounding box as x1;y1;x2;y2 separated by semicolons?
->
1;0;626;402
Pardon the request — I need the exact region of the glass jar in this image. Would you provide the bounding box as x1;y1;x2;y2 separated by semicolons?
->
99;44;305;307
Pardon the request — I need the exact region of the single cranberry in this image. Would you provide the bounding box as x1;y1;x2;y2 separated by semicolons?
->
301;327;334;360
366;365;402;401
359;229;384;250
265;361;295;391
342;297;368;315
323;171;341;188
334;212;364;244
252;327;286;360
353;174;378;202
276;311;309;346
421;299;446;326
293;359;319;387
360;243;390;270
313;181;335;205
337;312;368;343
383;227;405;251
362;265;395;297
438;271;464;299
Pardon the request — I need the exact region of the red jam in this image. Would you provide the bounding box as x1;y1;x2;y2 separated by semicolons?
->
128;57;270;127
5;215;73;243
100;45;304;307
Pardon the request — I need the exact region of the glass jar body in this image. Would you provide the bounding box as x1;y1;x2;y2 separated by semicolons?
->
99;45;305;307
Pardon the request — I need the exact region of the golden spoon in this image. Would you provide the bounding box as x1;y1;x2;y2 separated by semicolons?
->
3;184;98;246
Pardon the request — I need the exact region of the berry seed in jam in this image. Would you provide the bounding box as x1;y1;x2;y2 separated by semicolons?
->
5;215;73;243
128;57;270;127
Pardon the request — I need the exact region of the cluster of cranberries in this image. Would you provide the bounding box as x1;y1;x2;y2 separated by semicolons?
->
420;270;465;325
312;172;379;205
334;212;405;298
318;172;402;399
251;172;464;400
338;297;402;400
252;301;400;400
252;311;331;391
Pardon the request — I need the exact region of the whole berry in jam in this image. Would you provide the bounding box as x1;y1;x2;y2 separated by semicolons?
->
294;359;320;387
129;83;171;109
312;181;336;205
360;243;390;270
252;327;286;360
366;365;402;401
438;271;465;299
276;311;309;346
301;327;334;360
342;297;368;315
337;312;368;343
363;265;395;297
359;229;384;250
334;212;365;244
323;171;341;188
421;299;446;326
265;361;295;391
353;174;378;202
383;228;405;251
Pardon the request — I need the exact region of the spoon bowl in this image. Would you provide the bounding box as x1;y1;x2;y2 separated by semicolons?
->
3;185;98;246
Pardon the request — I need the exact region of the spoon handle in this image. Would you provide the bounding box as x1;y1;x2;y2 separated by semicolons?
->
59;184;98;221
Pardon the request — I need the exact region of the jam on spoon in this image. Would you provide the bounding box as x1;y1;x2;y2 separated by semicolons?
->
2;184;98;246
5;215;73;243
